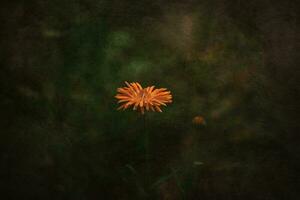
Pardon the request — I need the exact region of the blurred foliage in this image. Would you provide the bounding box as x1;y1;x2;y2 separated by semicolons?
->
0;0;298;199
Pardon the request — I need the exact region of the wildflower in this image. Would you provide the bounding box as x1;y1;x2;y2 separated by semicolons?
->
115;81;172;114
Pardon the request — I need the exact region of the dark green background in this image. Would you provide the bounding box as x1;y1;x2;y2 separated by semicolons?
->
0;0;299;199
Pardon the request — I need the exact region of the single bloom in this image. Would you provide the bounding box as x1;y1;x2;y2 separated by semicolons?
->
115;81;172;114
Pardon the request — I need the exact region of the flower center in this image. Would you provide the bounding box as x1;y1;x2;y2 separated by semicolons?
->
137;89;149;104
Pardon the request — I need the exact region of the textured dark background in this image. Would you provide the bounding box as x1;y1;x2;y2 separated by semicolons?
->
0;0;299;199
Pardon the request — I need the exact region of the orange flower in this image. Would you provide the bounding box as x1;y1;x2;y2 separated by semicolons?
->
192;115;206;125
115;81;172;114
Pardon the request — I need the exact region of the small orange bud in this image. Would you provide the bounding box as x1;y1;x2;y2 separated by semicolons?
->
192;115;206;125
